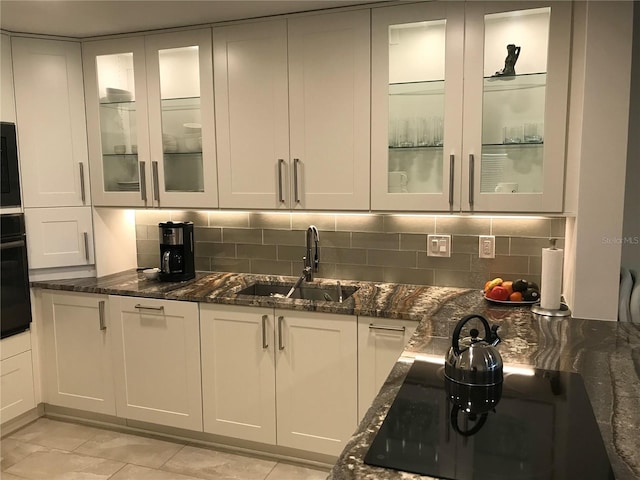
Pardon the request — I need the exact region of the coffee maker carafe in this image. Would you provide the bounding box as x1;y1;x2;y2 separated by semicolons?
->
159;221;195;282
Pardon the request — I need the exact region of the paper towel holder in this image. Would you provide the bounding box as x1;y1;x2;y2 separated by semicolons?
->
531;301;571;317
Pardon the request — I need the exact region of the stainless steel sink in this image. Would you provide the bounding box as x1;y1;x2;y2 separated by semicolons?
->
236;282;358;302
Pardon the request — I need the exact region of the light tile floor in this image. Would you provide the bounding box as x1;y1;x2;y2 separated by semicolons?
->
1;418;330;480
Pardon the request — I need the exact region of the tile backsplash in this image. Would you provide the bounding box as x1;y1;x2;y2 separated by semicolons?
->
135;211;565;289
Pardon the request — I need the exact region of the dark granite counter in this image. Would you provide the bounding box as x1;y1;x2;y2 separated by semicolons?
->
329;290;640;480
31;270;640;479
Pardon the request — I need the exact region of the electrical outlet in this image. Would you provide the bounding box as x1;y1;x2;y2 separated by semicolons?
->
427;234;451;257
479;235;495;259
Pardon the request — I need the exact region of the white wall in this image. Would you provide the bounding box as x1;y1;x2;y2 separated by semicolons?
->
1;33;16;123
568;1;633;321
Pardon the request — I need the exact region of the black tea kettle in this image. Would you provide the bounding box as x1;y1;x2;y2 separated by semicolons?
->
444;314;503;386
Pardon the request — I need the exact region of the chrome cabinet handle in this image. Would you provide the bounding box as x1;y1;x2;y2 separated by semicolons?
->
83;232;89;262
262;315;269;349
139;161;147;202
98;301;106;330
152;161;160;203
369;323;406;333
293;158;300;204
278;316;284;350
277;159;285;204
79;162;86;204
134;304;165;313
448;154;455;209
468;154;475;208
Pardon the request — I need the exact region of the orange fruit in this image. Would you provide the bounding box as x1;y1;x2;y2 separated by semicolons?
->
502;281;514;296
509;291;523;302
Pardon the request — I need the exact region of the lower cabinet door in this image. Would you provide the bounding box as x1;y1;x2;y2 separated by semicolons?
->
275;310;357;456
357;317;417;421
110;296;202;431
0;351;36;423
200;304;276;444
41;291;116;415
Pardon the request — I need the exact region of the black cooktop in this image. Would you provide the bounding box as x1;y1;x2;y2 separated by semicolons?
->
364;360;613;480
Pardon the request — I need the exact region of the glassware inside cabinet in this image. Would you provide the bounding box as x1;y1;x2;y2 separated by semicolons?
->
158;46;204;193
96;52;140;193
480;7;550;194
387;19;446;194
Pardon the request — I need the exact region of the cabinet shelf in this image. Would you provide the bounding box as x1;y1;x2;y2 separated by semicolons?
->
161;96;201;111
389;145;443;150
483;142;544;147
100;100;136;111
483;72;546;92
389;80;445;96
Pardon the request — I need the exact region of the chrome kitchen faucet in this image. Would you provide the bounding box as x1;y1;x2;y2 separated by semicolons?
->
286;225;320;298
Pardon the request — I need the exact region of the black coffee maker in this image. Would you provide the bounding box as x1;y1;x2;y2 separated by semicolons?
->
159;221;195;282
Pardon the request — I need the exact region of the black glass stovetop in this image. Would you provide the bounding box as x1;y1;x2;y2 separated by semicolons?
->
364;360;613;480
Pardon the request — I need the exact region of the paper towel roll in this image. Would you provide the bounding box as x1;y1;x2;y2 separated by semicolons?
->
541;247;563;310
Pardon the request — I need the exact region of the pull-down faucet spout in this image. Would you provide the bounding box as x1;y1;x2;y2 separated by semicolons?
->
303;225;319;281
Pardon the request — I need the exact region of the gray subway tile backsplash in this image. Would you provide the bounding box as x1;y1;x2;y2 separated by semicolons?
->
136;211;565;290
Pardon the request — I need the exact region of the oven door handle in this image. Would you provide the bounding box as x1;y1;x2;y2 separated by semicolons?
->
0;240;26;250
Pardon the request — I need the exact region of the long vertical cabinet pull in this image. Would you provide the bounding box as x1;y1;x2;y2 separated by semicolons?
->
98;301;106;330
83;232;89;262
293;158;300;204
152;161;160;204
261;315;269;349
277;159;285;204
278;315;285;350
79;162;86;204
468;154;475;209
448;154;455;210
139;161;147;202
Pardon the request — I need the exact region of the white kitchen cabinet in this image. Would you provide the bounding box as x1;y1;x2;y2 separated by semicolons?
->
83;29;217;208
0;331;36;424
40;291;116;415
200;304;276;444
12;37;90;208
1;34;16;123
357;317;416;421
109;295;202;431
25;207;94;269
371;1;571;213
200;304;358;456
214;10;370;210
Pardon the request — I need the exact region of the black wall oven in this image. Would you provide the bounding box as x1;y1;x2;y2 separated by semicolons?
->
1;122;21;208
1;213;32;338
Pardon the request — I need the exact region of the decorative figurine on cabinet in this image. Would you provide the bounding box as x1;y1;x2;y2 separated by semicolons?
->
493;44;521;77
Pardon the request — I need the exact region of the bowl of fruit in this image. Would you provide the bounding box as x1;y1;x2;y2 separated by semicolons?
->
483;278;540;305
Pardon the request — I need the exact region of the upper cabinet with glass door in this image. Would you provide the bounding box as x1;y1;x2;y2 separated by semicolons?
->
372;1;571;213
461;1;571;212
371;2;464;212
83;29;217;208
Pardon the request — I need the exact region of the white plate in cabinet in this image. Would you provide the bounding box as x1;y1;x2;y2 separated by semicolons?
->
109;296;202;431
200;304;276;444
24;207;94;269
41;291;115;415
357;318;417;421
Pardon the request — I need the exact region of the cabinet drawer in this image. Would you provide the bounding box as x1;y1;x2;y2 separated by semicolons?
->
1;350;36;423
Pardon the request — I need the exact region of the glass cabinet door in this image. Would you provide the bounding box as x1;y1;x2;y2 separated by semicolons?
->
83;37;150;207
371;3;464;211
462;1;571;212
145;29;217;208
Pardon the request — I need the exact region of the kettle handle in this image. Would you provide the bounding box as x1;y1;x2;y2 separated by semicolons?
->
451;314;495;354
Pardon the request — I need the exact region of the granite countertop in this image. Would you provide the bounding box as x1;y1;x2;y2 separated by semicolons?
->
32;270;640;479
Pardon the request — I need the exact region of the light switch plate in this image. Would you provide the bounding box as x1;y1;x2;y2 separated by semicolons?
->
479;235;495;259
427;234;451;257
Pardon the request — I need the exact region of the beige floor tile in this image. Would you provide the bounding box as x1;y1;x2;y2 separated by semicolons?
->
1;438;48;470
162;445;276;480
110;463;206;480
265;462;329;480
7;418;100;451
74;430;185;469
4;450;124;480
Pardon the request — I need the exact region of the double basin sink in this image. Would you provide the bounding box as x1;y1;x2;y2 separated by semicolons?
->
236;282;359;303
